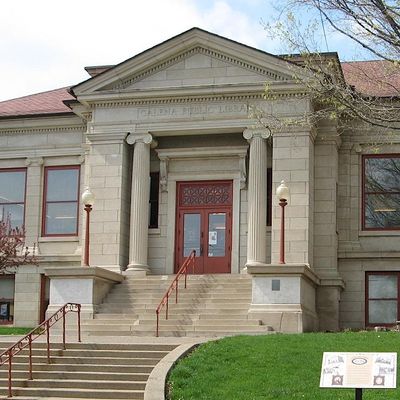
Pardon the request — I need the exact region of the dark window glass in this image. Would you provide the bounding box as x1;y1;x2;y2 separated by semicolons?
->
366;273;399;325
149;172;159;228
363;156;400;230
267;168;272;226
0;169;26;228
43;166;80;236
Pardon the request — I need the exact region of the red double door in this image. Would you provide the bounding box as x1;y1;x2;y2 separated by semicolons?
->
175;181;232;274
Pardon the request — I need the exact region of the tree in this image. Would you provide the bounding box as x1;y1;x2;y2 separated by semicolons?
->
262;0;400;133
0;216;37;274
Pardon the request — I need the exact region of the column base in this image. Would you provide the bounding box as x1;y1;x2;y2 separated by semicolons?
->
124;263;150;276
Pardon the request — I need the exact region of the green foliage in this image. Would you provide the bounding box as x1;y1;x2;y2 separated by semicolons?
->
168;332;400;399
0;327;33;335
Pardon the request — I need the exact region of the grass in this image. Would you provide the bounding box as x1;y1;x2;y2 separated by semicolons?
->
167;331;400;399
0;327;32;335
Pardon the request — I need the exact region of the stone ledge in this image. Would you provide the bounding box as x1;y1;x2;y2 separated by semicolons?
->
246;263;320;286
45;266;124;283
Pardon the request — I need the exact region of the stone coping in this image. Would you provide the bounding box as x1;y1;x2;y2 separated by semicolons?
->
319;277;346;289
246;263;320;286
45;266;124;283
144;338;211;400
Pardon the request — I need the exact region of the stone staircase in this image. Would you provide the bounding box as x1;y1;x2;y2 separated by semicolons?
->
0;341;176;399
83;274;271;337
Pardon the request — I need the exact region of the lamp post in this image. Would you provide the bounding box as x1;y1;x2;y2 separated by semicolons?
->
82;187;95;267
276;180;289;264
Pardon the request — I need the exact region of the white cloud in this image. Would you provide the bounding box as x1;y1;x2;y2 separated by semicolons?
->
0;0;273;101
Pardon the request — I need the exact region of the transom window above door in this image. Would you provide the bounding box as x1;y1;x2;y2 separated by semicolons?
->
363;155;400;230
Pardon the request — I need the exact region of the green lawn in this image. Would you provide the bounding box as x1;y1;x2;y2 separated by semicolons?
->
0;327;32;335
167;332;400;399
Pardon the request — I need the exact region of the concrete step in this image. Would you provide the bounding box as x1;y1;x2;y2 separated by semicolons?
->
0;387;144;399
12;355;162;366
3;362;155;373
0;370;149;381
0;378;146;391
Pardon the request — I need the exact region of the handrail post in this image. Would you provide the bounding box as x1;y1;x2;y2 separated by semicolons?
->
8;349;12;398
176;280;179;303
156;310;159;337
28;335;33;380
46;320;50;364
77;304;81;342
62;306;66;350
166;297;169;320
184;264;188;289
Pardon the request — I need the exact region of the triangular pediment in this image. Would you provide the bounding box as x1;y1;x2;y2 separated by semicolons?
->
106;46;291;91
72;28;306;97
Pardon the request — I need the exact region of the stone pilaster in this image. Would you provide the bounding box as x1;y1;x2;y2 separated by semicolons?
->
24;157;43;252
243;128;268;265
271;130;315;265
126;133;156;273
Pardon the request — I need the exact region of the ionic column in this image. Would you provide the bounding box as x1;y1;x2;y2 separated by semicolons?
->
243;128;268;265
126;133;156;273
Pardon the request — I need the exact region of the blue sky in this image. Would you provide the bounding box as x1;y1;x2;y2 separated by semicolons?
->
0;0;365;101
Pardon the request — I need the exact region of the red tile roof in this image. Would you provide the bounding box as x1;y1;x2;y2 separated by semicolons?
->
0;87;74;118
341;60;400;97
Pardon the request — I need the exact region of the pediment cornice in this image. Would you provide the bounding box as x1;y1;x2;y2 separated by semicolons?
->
109;46;291;91
72;28;308;97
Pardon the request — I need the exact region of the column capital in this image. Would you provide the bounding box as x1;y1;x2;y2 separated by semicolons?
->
243;128;270;141
126;132;157;148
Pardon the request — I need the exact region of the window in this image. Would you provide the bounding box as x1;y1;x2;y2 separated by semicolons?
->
42;166;80;236
0;168;26;228
149;172;159;228
267;168;272;226
363;155;400;230
0;275;15;324
366;272;400;326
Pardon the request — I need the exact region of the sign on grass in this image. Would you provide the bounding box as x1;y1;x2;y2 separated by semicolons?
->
320;352;397;389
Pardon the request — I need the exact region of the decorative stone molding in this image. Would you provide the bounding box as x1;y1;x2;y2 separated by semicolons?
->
239;154;247;190
25;157;44;167
155;146;248;192
0;125;86;136
112;46;291;90
159;156;169;192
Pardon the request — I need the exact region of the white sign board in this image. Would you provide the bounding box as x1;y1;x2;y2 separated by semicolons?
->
320;352;397;389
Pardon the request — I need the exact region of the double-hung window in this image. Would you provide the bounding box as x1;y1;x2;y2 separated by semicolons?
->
363;155;400;230
366;272;400;326
0;168;26;228
42;166;80;236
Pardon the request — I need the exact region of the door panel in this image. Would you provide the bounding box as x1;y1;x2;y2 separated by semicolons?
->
175;181;232;274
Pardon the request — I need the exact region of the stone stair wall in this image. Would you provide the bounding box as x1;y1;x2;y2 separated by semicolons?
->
83;274;272;337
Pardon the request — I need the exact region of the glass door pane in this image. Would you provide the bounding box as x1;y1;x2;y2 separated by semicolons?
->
208;213;226;257
183;213;201;257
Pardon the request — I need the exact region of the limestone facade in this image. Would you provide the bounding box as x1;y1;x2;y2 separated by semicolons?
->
0;28;398;331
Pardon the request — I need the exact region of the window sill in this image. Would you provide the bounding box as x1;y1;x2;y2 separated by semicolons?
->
39;236;79;243
359;230;400;237
149;228;161;235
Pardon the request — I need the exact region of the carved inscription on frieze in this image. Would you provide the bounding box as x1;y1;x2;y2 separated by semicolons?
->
138;103;248;120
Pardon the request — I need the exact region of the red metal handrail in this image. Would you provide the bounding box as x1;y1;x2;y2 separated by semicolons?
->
155;250;196;337
0;302;81;398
